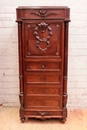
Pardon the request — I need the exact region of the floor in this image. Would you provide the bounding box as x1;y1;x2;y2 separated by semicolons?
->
0;107;87;130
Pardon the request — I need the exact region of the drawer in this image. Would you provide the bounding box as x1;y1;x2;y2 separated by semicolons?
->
25;96;60;107
25;61;61;71
25;72;61;83
25;85;61;95
21;9;65;19
24;110;62;117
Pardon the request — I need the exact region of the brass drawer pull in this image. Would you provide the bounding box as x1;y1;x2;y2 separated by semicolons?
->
42;89;45;93
42;64;45;69
42;101;45;105
42;77;45;81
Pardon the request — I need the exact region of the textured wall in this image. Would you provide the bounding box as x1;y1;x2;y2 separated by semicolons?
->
0;0;87;108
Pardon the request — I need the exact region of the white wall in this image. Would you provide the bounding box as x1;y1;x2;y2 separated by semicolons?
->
0;0;87;108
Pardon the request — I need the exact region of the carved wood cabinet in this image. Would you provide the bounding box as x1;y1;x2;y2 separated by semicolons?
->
16;6;70;123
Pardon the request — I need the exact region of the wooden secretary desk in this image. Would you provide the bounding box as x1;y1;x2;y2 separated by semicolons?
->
16;6;70;123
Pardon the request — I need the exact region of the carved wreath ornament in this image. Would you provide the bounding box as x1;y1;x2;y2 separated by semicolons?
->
34;21;53;52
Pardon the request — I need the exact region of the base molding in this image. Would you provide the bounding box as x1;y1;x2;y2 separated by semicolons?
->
19;108;67;123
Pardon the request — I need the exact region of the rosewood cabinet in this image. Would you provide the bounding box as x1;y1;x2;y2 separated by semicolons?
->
16;6;70;123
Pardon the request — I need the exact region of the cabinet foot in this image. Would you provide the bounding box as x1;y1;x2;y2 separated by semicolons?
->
61;118;66;124
20;118;26;123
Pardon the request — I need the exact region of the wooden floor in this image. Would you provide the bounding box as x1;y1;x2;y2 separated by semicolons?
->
0;107;87;130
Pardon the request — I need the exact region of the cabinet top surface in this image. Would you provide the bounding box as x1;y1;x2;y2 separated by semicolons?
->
17;6;69;9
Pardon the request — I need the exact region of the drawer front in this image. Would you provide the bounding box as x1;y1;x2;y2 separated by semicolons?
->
25;72;61;83
24;110;62;117
25;61;61;71
25;96;60;108
21;9;65;19
25;85;61;95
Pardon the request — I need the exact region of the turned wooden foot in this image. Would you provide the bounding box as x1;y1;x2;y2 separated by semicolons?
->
20;118;26;123
61;118;66;124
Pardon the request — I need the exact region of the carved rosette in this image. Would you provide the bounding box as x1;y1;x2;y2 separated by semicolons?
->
34;21;53;52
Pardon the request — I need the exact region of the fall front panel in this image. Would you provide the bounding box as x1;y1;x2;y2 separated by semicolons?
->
22;20;64;57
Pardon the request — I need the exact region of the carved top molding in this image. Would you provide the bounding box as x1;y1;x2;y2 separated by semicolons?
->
31;9;58;18
16;6;70;22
